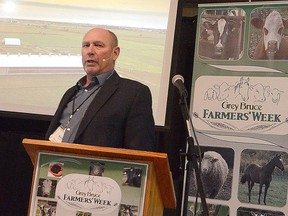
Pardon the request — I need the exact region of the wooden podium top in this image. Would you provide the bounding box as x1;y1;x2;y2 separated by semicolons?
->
22;138;176;209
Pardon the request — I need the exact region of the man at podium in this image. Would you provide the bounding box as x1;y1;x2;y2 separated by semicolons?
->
45;28;156;152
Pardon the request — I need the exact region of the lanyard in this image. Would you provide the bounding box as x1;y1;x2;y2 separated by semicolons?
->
69;84;102;122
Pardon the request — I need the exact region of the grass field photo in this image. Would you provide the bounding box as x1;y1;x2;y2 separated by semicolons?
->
0;19;167;122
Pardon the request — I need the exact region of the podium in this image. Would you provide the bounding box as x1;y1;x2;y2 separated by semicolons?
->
22;138;176;216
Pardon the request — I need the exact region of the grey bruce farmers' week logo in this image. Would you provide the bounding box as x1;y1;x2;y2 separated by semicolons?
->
192;76;288;135
56;174;121;214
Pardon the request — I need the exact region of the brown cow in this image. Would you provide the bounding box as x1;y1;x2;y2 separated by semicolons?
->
251;10;288;60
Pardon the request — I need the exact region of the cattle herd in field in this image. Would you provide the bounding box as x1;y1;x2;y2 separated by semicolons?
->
198;8;288;61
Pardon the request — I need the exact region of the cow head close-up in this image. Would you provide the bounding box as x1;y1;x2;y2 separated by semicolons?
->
251;10;288;60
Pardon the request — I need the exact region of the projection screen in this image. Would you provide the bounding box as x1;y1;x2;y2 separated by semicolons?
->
0;0;178;126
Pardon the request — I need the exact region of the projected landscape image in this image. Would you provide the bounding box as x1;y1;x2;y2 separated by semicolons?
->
0;0;177;125
0;19;82;55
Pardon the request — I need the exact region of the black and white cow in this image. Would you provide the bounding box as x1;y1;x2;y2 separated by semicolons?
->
251;10;288;60
38;204;56;216
199;9;245;60
119;204;138;216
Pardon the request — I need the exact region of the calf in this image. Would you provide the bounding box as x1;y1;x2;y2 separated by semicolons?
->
248;83;268;102
89;161;105;176
251;10;288;60
40;179;52;197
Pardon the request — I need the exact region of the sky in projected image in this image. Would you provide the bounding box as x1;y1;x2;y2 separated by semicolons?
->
1;0;169;29
0;0;177;126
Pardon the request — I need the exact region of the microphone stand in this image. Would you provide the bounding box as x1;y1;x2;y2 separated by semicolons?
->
178;95;209;216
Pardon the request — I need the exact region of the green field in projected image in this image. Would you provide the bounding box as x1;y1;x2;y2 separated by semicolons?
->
0;19;166;116
0;18;166;73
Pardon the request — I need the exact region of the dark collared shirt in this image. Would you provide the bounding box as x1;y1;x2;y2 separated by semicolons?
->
60;70;113;143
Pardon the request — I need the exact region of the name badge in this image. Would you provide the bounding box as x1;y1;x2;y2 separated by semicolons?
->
49;126;65;143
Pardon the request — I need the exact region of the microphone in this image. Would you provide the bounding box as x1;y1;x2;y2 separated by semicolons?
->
102;54;113;62
172;74;188;98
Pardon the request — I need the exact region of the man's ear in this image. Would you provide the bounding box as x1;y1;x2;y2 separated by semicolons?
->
113;46;120;60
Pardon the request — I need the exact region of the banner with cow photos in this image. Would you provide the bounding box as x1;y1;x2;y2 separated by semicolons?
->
185;2;288;216
29;152;147;216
